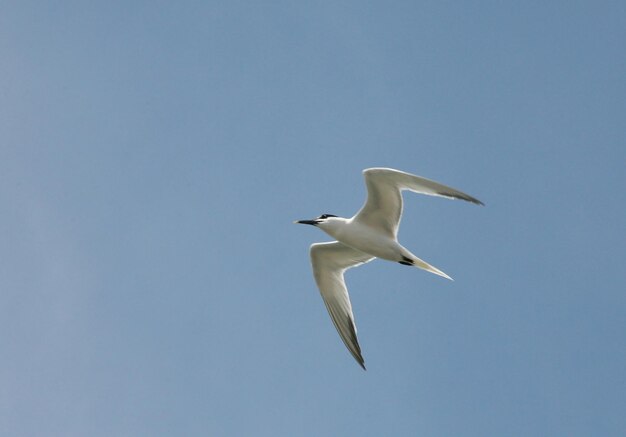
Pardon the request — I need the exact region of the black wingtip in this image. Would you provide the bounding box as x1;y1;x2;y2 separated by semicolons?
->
353;349;367;369
440;191;485;206
463;195;484;206
459;195;485;206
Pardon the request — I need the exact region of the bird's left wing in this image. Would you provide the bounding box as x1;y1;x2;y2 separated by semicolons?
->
310;241;375;370
353;168;484;238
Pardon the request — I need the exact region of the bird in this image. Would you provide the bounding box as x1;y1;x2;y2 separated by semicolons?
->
295;168;483;369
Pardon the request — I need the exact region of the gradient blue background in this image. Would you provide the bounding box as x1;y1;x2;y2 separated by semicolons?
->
2;1;625;436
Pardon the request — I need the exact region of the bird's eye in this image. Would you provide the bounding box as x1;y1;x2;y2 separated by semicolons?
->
319;214;337;219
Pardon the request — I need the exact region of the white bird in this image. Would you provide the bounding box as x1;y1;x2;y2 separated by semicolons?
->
295;168;483;369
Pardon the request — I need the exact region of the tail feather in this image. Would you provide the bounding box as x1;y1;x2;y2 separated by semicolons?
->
411;257;453;281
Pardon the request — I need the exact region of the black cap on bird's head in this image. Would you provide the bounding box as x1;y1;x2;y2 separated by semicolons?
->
294;214;337;226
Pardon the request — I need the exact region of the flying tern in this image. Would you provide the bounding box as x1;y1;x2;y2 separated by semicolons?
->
295;168;483;369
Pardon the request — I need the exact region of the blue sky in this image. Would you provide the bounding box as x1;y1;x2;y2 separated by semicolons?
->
1;1;625;436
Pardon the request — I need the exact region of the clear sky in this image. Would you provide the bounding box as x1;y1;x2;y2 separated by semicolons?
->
1;1;625;436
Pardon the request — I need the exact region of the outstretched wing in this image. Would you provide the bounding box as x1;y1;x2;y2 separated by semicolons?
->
310;241;375;369
353;168;484;238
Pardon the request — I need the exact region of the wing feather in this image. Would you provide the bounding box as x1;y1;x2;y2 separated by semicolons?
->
310;242;374;369
353;168;483;237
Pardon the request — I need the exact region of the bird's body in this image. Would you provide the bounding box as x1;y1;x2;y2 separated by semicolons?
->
316;217;405;262
296;168;483;369
312;217;449;278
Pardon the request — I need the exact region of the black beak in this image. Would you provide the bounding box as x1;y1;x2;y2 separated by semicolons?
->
294;219;319;226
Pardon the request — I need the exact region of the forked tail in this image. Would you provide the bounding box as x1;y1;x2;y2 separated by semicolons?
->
400;255;453;281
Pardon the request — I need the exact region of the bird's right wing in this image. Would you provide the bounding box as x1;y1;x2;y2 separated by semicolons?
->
310;241;375;370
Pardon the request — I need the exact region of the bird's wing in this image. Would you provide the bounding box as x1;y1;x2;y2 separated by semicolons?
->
310;241;375;370
353;167;484;237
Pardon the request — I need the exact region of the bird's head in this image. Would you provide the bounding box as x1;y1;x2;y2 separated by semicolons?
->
294;214;343;230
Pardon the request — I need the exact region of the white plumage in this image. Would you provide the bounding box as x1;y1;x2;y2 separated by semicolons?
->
296;168;483;369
